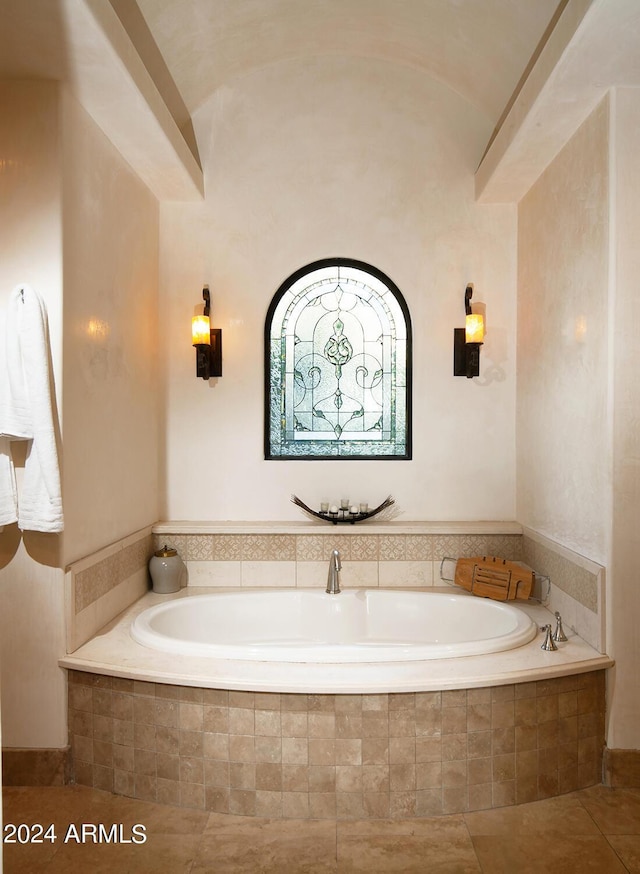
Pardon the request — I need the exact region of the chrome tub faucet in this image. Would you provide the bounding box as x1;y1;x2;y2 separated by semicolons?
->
326;549;342;594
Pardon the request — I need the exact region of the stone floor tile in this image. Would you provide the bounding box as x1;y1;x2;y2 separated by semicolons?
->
471;834;628;873
2;785;118;831
3;781;640;874
337;813;468;838
192;823;337;873
337;836;481;873
606;834;640;872
577;785;640;834
464;793;600;835
45;834;200;873
201;813;335;840
1;837;58;872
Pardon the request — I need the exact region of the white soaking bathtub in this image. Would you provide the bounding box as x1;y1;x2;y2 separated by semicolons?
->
130;589;537;663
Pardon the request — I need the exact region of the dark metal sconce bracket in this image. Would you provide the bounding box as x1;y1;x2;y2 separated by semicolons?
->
195;329;222;380
464;284;473;316
453;328;479;378
208;328;222;377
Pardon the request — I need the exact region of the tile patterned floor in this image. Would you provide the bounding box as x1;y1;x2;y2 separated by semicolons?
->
2;783;640;872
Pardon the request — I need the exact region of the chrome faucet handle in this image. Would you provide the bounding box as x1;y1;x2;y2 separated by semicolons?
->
553;611;568;642
541;624;558;651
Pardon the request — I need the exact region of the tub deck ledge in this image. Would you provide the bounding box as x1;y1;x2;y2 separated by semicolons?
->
59;587;613;693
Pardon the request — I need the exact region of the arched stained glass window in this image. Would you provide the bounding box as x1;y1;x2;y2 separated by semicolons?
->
265;258;412;459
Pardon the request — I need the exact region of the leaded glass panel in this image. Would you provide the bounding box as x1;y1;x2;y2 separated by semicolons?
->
265;259;412;459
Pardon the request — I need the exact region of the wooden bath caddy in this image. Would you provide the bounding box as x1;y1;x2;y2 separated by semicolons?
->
454;556;534;602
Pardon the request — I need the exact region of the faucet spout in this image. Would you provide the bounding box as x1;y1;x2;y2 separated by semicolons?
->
326;548;342;594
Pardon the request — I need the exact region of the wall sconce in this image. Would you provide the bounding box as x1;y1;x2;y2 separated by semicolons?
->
453;284;484;378
192;287;222;379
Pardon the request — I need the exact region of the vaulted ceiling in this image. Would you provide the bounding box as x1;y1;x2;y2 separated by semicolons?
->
134;0;560;124
2;1;639;202
1;0;561;129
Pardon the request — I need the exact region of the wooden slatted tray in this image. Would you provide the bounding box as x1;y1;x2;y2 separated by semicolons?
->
454;556;534;601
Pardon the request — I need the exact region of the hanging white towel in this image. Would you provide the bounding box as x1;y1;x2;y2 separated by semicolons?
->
0;284;63;533
0;436;18;527
0;310;19;527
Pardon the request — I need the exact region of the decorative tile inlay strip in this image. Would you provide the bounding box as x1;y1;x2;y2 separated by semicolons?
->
379;536;408;561
404;535;433;561
522;536;598;613
74;533;154;615
211;535;244;562
242;535;297;562
187;535;215;562
68;670;606;819
74;554;113;614
431;535;523;562
295;536;327;562
157;533;522;567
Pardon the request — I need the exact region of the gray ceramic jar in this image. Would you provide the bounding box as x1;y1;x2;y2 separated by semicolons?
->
149;544;185;594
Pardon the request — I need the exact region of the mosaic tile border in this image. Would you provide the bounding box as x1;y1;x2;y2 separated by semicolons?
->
154;533;524;564
68;669;606;819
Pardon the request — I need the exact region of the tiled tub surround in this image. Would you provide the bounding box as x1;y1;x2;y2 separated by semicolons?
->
61;523;611;819
63;522;612;816
65;522;606;658
68;669;606;818
66;526;156;652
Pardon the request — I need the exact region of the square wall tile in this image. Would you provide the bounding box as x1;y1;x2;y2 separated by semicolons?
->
241;561;296;587
186;560;241;587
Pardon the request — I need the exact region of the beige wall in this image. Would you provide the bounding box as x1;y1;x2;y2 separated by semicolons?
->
0;677;2;874
518;91;640;750
60;90;160;566
0;82;161;748
607;88;640;749
160;57;518;523
0;81;67;748
516;99;610;565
